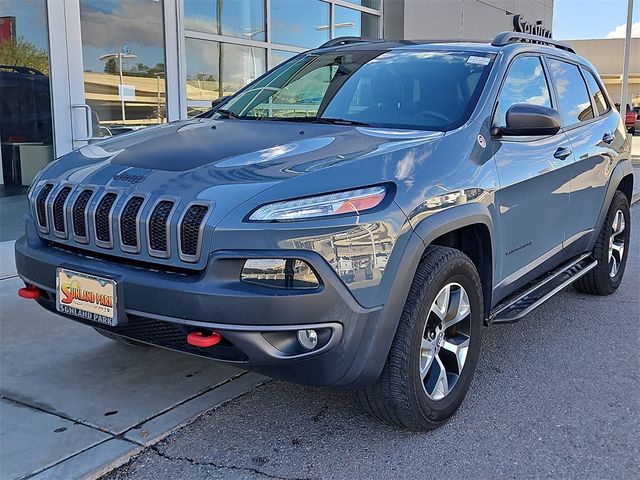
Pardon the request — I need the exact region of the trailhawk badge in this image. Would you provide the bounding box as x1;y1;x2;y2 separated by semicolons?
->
477;134;487;149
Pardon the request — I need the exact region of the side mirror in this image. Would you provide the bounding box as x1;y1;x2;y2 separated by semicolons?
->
211;95;230;110
499;103;561;136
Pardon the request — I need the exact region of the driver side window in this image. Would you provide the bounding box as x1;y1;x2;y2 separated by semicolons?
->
495;56;552;128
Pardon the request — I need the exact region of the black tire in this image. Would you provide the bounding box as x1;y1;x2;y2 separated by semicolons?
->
357;246;483;431
94;328;150;347
574;190;631;295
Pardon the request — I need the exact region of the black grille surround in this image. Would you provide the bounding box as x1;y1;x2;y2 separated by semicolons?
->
120;196;145;251
52;186;72;235
32;184;211;265
36;183;54;230
179;204;209;260
72;190;94;241
148;200;175;256
94;193;118;246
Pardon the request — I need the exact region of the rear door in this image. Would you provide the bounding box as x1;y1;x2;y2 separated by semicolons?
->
491;54;574;297
545;58;620;255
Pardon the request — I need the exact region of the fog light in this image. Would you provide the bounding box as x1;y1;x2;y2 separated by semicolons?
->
297;329;318;350
241;259;319;289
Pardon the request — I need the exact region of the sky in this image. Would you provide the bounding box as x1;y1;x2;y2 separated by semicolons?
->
553;0;640;40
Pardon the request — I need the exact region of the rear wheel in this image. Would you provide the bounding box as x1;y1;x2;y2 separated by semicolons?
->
358;246;483;431
574;190;631;295
94;328;150;347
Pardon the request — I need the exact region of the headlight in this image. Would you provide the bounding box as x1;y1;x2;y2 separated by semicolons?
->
248;186;387;222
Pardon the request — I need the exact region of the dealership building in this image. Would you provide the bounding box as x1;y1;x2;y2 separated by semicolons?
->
0;0;553;276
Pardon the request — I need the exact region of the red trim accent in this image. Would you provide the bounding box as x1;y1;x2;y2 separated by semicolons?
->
18;286;41;300
187;331;222;348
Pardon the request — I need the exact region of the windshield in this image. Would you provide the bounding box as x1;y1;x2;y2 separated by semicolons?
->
217;50;494;131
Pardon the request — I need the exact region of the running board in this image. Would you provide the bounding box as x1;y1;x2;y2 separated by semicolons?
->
489;254;597;324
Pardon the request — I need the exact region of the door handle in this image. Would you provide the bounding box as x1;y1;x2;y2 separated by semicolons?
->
602;132;615;144
553;146;572;160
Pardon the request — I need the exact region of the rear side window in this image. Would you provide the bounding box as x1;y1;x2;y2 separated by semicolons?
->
582;68;609;116
546;58;594;126
495;56;551;127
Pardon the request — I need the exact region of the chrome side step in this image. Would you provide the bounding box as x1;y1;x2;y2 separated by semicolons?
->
489;253;597;324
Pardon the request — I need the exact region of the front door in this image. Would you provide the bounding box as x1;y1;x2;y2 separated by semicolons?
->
490;55;573;298
544;59;621;255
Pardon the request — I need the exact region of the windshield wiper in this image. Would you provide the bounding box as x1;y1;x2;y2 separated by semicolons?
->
317;117;371;127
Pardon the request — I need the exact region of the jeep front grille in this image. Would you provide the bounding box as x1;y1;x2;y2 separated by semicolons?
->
52;186;72;234
120;196;144;250
95;193;118;244
148;200;174;256
180;204;209;259
36;183;54;229
72;190;94;240
32;184;210;265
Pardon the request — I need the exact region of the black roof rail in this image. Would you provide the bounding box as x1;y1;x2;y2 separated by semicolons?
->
492;31;575;53
318;36;370;48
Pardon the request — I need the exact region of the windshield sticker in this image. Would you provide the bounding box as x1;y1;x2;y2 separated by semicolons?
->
467;56;491;66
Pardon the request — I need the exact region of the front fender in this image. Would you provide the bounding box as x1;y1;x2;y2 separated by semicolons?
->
337;201;496;386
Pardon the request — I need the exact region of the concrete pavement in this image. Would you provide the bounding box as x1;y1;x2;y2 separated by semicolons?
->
0;277;267;479
107;205;639;480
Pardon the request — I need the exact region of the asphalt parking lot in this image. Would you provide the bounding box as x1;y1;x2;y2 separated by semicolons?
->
106;204;639;480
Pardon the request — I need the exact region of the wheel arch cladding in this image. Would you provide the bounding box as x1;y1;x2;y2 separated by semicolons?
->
589;162;634;252
617;173;633;203
429;223;493;319
411;203;494;318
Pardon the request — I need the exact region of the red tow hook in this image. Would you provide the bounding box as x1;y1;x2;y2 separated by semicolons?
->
18;285;41;300
187;331;222;348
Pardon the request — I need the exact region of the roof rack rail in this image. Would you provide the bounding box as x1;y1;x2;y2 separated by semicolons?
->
318;36;369;48
492;31;575;53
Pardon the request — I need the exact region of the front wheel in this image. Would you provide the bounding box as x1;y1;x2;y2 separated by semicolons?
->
358;246;483;431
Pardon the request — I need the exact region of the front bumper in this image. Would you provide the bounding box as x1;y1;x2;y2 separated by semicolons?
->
15;220;394;387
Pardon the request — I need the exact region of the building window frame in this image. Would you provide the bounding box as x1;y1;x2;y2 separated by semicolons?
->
179;0;383;118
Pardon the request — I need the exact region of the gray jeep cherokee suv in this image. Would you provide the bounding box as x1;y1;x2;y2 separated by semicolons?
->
16;32;633;430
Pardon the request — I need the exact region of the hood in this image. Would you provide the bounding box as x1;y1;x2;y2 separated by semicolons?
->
39;118;443;205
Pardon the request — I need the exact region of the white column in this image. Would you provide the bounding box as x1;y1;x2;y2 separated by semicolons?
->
620;0;634;110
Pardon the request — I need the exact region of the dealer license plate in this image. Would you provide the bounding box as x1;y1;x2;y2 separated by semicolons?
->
56;268;117;326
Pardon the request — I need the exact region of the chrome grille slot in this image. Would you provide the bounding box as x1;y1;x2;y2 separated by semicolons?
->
179;204;208;261
94;193;118;246
148;200;174;256
120;196;144;250
72;190;93;240
36;184;54;229
52;186;72;235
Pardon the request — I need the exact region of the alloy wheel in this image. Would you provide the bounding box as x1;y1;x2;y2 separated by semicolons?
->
609;209;626;277
419;282;471;400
